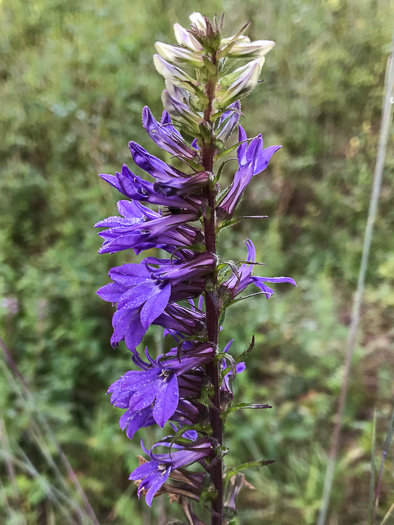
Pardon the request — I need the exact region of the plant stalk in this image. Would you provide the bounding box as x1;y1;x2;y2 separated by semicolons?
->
202;53;223;525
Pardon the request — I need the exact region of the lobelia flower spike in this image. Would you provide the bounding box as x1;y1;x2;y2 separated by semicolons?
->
96;11;296;524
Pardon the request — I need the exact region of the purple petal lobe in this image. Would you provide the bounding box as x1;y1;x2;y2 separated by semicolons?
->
152;373;179;427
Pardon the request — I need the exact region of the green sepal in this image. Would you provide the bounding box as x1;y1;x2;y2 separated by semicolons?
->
166;423;208;448
210;108;227;120
217;22;251;60
213;158;236;185
216;260;238;285
237;335;255;362
169;244;206;257
225;459;275;483
217;351;237;379
214;138;251;161
203;55;218;75
229;291;270;306
192;85;210;104
217;215;267;232
182;158;205;172
227;402;272;414
199;122;213;143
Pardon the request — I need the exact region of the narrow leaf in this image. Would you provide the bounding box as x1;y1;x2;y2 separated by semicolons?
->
225;459;275;481
368;410;377;525
379;502;394;525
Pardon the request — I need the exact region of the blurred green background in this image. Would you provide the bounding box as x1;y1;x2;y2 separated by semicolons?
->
1;0;393;523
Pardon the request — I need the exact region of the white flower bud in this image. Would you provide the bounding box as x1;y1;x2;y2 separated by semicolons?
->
173;23;203;51
189;12;207;32
227;40;275;58
153;55;199;95
155;41;203;68
217;58;265;106
162;88;201;134
221;35;250;46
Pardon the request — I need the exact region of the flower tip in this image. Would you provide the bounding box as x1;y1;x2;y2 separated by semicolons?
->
154;41;165;55
152;54;162;72
142;106;151;119
128;141;139;157
189;12;206;30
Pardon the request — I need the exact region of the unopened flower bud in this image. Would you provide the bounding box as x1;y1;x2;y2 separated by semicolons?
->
155;42;204;68
188;12;223;52
153;55;200;95
189;12;207;32
173;23;203;51
217;58;265;107
226;40;275;58
162;88;201;135
221;35;250;46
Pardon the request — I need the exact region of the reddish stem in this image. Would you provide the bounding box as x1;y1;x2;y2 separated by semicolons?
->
201;53;223;525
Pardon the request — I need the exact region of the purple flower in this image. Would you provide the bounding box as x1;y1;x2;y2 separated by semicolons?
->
130;435;212;506
217;126;281;219
97;263;172;350
217;163;254;220
129;141;185;182
95;200;200;255
154;170;211;197
143;106;197;159
220;340;246;395
161;87;202;135
97;255;215;350
100;165;201;211
154;302;206;338
108;345;215;430
237;126;281;176
147;253;217;285
113;399;205;441
216;101;242;142
221;239;296;301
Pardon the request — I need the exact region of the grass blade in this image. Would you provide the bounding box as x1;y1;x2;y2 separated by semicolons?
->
379;502;394;525
317;27;394;525
373;408;394;523
368;410;377;524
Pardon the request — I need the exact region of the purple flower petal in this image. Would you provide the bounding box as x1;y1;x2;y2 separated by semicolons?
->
145;467;171;507
140;282;172;329
152;373;179;427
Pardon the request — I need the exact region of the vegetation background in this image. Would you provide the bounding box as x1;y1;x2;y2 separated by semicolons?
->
0;0;393;523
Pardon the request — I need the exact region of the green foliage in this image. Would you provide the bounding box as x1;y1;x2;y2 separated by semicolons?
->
0;0;393;524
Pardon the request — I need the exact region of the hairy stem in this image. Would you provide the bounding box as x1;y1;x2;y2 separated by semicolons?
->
202;53;223;525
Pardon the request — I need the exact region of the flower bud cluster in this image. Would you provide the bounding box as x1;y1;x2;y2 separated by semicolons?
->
96;12;296;518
